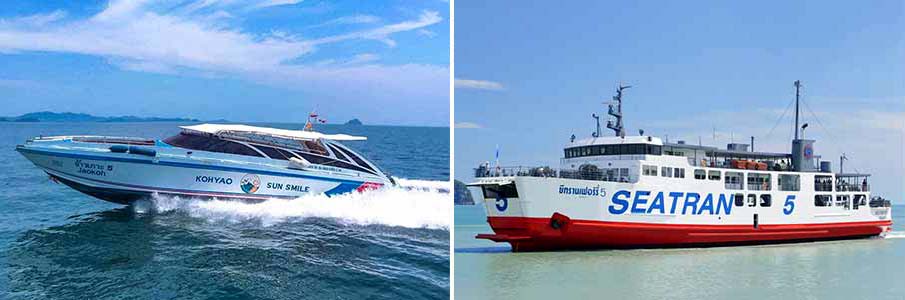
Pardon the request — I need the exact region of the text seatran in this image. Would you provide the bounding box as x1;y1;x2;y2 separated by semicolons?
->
608;190;734;215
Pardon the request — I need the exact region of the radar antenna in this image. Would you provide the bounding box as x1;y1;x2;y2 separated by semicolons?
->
606;84;631;137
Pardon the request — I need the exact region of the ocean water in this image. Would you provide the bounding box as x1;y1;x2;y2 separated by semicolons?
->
0;122;450;299
455;204;905;300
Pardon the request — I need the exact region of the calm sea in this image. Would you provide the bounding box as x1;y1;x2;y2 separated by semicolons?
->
455;203;905;300
0;122;450;299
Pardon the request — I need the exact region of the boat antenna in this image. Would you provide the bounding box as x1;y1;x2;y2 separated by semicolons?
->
840;153;847;174
304;110;316;131
592;113;601;137
794;80;801;140
304;110;326;132
606;84;631;137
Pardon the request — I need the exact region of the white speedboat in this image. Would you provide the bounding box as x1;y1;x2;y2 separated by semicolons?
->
16;122;393;204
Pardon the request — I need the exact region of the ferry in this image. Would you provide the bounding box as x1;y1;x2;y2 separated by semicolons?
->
470;81;893;251
16;114;393;204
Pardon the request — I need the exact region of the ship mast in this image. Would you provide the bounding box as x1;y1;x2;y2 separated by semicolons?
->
606;84;631;137
794;80;801;140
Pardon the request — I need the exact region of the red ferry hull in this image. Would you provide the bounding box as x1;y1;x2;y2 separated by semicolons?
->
478;215;893;252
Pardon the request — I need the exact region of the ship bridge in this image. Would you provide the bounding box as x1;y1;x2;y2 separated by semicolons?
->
563;136;663;158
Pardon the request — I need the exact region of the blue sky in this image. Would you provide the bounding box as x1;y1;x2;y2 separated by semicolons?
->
0;0;449;126
455;1;905;202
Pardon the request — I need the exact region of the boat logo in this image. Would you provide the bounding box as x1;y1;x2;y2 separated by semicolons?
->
804;143;814;159
240;174;261;194
495;196;508;212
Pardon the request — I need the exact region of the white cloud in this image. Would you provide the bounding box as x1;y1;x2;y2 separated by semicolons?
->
343;53;379;65
309;10;442;47
0;10;67;27
309;14;381;28
455;122;482;129
417;29;436;38
0;1;446;99
455;78;504;90
255;0;303;8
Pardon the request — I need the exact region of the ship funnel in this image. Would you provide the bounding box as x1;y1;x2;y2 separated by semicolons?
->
792;139;817;172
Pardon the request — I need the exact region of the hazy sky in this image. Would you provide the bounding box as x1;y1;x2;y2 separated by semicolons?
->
0;0;449;126
455;1;905;202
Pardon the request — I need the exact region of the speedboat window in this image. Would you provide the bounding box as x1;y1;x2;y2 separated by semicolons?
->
301;139;328;156
73;136;155;146
163;133;263;158
332;145;376;172
292;150;377;175
327;144;350;162
252;144;297;161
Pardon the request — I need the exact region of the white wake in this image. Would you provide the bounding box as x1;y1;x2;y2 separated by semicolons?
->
884;231;905;239
143;179;451;230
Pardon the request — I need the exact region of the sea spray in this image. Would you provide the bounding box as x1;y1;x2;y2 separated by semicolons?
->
146;181;451;230
884;231;905;239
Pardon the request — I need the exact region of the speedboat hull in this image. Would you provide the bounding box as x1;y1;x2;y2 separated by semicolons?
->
17;138;387;204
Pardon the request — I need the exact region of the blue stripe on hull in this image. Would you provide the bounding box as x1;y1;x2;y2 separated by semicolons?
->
325;183;363;196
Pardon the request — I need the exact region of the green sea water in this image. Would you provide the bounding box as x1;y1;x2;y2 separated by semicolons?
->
455;204;905;300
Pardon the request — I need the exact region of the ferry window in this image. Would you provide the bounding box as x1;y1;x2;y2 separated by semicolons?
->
482;184;519;199
747;194;756;207
725;172;743;190
674;168;685;178
734;193;744;206
814;195;832;207
836;195;851;210
708;170;721;181
619;168;630;182
779;174;800;191
163;133;263;158
760;195;772;207
815;175;833;192
565;144;662;158
253;145;295;161
642;165;658;176
694;169;706;180
854;194;867;206
747;173;771;191
661;167;673;178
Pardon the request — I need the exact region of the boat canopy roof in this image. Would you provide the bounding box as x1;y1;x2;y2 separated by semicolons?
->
180;124;366;141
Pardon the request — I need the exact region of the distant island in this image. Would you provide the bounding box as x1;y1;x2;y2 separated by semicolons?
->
454;180;475;205
345;118;363;125
0;111;203;123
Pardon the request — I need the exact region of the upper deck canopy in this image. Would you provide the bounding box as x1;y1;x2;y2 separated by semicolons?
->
180;124;366;141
